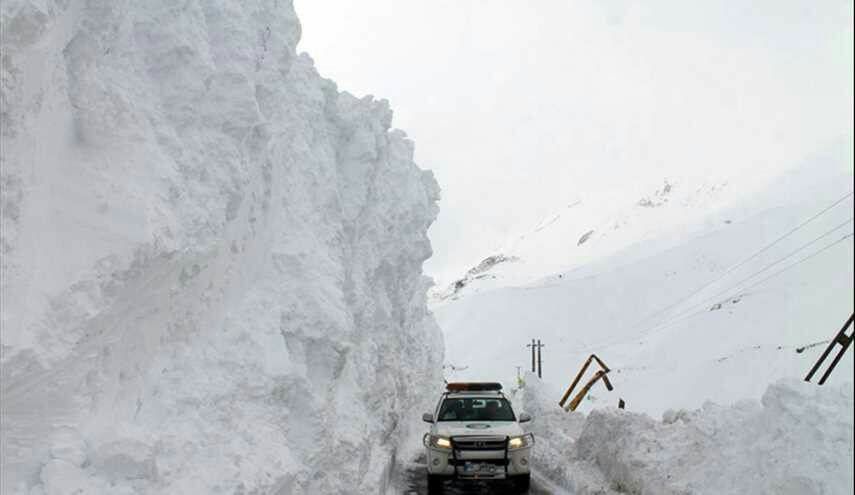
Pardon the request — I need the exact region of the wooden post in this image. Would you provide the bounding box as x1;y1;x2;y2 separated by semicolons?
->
526;339;536;372
567;369;609;411
559;355;593;408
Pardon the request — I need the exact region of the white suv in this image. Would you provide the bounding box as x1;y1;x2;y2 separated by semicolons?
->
422;382;533;493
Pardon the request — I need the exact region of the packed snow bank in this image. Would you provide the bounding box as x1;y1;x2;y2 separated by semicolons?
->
516;375;854;495
509;378;615;494
1;1;443;493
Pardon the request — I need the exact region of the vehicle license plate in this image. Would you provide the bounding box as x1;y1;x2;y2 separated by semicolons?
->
464;462;494;473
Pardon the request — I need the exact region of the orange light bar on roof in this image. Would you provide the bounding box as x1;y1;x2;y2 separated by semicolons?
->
446;382;503;392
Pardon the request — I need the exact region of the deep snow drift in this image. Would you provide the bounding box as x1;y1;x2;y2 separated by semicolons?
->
514;374;854;495
1;1;442;493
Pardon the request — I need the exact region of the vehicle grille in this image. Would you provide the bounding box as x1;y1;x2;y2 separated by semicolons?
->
448;458;509;467
451;436;508;451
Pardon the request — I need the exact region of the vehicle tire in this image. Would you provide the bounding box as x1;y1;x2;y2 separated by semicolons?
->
515;473;531;493
427;473;444;494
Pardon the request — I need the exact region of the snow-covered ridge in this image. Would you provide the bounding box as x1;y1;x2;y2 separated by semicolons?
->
430;175;742;301
1;1;442;493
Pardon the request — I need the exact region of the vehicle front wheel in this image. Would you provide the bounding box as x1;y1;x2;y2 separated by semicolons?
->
427;473;445;494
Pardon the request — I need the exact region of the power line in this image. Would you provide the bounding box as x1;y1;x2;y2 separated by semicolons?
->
635;231;854;338
577;195;854;356
578;229;854;378
713;193;852;277
740;232;854;294
633;191;854;328
661;218;854;321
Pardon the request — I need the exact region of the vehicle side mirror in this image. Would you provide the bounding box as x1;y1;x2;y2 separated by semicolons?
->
422;413;435;423
518;413;532;423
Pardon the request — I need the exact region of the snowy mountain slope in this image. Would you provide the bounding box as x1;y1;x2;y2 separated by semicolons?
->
431;177;740;300
1;1;442;493
435;147;854;416
432;138;854;301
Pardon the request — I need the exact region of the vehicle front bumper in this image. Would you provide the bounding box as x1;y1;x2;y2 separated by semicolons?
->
424;441;532;478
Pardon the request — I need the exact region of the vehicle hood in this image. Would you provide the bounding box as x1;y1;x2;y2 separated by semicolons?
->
433;421;523;438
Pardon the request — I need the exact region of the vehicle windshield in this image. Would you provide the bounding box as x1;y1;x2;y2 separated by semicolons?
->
437;397;516;422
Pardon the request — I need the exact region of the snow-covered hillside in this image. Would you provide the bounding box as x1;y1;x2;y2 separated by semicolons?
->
435;142;854;417
433;139;853;300
1;1;442;493
432;175;739;299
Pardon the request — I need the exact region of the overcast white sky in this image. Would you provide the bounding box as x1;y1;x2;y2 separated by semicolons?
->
295;0;854;283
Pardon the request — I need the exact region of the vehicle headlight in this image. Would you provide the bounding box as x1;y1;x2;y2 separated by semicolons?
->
508;433;534;450
424;434;452;450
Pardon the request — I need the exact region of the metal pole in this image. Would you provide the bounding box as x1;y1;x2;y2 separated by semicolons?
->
818;323;853;385
805;314;854;383
536;339;543;378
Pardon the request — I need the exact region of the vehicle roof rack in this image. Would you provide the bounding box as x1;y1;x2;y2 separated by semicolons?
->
445;382;503;392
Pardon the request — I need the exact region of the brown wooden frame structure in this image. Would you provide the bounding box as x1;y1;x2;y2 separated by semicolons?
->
559;354;614;412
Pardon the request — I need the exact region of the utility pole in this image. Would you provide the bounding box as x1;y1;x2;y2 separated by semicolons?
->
526;339;536;372
525;339;545;377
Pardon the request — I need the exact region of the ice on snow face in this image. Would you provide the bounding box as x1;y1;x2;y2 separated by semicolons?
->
1;1;443;493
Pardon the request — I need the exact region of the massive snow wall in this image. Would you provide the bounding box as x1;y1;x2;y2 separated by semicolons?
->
0;1;444;493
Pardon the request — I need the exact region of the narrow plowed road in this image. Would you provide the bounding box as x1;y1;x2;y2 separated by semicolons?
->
401;455;558;494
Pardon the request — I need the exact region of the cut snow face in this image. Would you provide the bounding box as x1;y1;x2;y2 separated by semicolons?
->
0;1;443;493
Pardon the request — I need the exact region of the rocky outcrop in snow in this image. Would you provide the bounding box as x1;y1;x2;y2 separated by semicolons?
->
1;1;442;493
431;254;520;302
